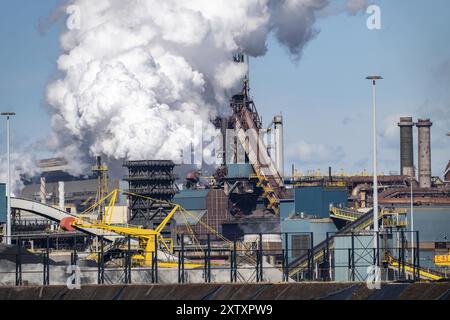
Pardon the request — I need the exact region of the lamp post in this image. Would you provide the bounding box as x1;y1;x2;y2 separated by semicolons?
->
366;76;382;265
409;175;415;265
1;112;16;245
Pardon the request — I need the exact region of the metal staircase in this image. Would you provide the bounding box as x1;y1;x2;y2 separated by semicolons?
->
288;207;442;281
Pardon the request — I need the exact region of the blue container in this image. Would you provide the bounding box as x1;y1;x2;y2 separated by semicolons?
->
294;185;347;218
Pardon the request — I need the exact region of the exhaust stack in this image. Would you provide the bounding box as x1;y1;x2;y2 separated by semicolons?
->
398;117;415;177
58;181;65;212
273;114;284;179
40;177;46;204
416;119;432;188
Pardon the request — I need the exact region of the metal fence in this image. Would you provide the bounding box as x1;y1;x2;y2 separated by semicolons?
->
0;230;447;287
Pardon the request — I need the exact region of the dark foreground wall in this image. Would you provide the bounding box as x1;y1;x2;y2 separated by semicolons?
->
0;282;449;300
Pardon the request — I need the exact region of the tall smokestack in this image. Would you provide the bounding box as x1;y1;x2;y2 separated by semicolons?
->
273;115;284;179
398;117;415;177
40;177;46;204
416;119;433;188
58;182;65;211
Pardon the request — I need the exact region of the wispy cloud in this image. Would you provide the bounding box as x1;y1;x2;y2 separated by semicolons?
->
286;140;346;166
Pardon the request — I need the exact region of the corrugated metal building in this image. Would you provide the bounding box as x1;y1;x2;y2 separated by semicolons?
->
395;204;450;269
294;185;347;218
334;234;375;282
280;186;344;262
173;189;233;240
281;216;337;262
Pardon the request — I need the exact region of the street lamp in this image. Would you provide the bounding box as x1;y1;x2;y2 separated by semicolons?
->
366;75;382;265
408;175;415;266
1;112;16;245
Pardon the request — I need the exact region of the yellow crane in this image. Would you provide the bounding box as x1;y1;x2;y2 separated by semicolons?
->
61;189;202;267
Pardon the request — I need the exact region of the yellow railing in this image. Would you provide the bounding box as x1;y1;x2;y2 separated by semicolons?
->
387;256;444;281
330;207;362;221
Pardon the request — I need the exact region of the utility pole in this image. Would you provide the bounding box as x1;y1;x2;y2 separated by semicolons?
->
366;76;382;265
1;112;16;245
409;175;414;263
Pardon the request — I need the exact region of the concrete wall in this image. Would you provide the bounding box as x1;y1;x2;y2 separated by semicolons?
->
1;282;449;300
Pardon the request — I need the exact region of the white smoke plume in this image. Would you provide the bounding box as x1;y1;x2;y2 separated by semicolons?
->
45;0;367;175
0;153;39;195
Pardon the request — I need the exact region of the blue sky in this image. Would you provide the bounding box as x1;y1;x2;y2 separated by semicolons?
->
0;0;449;177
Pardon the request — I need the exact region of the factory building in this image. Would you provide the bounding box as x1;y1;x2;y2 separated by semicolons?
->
279;184;346;263
1;76;449;285
173;189;232;239
21;158;122;214
445;161;450;183
292;185;348;219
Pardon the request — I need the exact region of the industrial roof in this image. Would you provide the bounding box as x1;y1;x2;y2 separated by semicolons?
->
173;189;209;210
173;209;207;226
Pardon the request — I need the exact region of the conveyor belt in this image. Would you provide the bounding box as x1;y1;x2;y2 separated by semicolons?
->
387;256;445;281
10;197;120;242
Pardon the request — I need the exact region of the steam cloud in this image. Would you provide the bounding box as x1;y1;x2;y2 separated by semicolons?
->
43;0;369;176
0;153;39;195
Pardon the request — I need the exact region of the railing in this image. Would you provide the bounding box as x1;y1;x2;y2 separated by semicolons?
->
330;207;363;221
387;256;445;281
0;231;447;286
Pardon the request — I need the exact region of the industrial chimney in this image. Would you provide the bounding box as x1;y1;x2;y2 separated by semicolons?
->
398;117;415;177
40;177;46;204
58;182;65;211
416;119;433;188
273;114;284;179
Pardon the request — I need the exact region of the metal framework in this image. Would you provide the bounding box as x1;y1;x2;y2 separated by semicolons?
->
123;160;177;240
230;80;286;214
92;156;109;220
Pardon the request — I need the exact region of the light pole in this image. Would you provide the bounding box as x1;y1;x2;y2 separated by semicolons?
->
1;112;16;245
366;75;382;265
409;175;414;265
